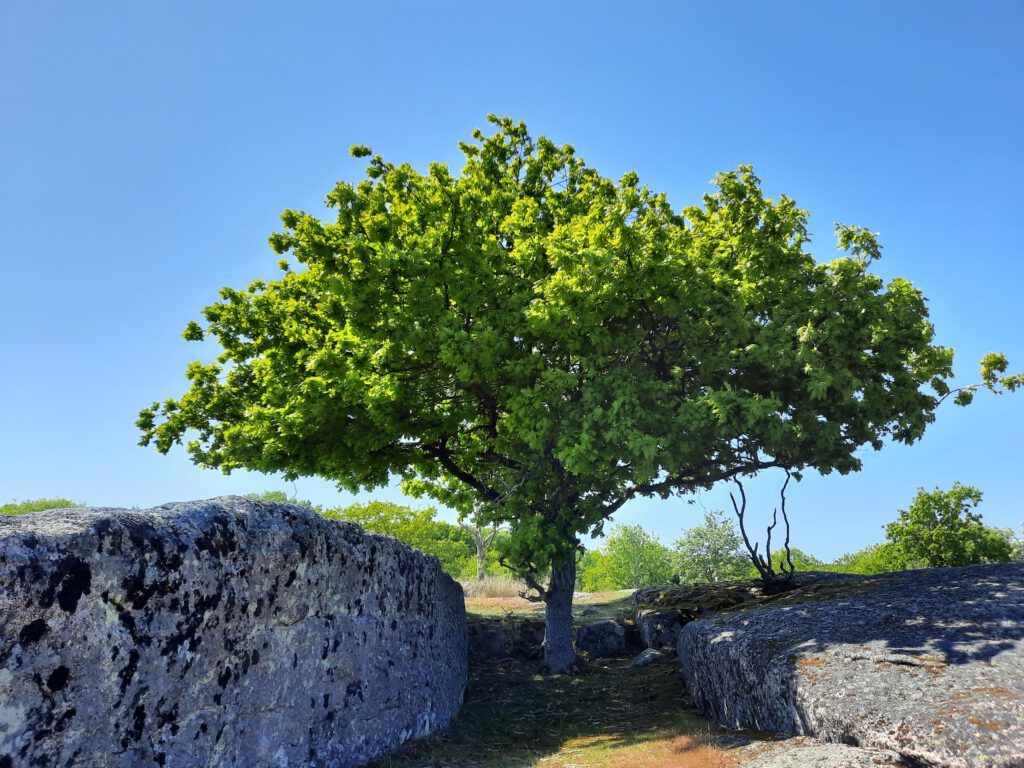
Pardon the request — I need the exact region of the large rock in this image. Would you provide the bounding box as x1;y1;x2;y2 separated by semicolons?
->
575;620;626;659
678;564;1024;767
467;618;545;660
0;497;468;768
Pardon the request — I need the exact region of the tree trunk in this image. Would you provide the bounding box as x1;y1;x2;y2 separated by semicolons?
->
475;532;486;581
543;558;577;673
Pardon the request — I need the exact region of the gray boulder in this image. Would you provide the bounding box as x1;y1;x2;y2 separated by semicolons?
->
467;618;545;660
0;497;468;768
637;608;687;649
679;564;1024;767
575;619;626;659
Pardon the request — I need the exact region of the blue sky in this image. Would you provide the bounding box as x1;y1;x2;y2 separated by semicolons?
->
2;2;1021;560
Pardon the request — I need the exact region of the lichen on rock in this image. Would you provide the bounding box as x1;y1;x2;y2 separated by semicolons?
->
0;496;468;768
678;564;1024;767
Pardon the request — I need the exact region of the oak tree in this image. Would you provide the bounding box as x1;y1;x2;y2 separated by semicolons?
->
139;116;1006;671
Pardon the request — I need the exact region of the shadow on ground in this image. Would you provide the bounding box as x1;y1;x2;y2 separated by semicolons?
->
367;654;748;768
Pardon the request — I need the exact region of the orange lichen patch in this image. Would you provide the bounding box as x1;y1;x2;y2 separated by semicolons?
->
795;657;826;668
934;726;944;734
971;687;1014;696
911;655;948;665
967;716;1002;731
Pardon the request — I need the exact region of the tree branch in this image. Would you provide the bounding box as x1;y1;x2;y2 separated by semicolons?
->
425;440;503;503
779;469;795;578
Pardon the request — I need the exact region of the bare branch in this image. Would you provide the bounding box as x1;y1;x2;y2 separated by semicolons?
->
731;479;768;580
765;507;777;575
779;469;795;578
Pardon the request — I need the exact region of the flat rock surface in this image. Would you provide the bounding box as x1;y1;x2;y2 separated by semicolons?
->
679;564;1024;767
0;497;468;768
738;737;905;767
633;572;861;649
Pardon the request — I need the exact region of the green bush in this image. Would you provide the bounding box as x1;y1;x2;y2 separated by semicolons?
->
1;498;83;515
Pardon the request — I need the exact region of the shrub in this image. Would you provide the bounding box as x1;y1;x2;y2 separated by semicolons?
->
1;498;83;515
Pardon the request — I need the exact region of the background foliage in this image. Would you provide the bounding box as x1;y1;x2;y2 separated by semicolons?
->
0;498;83;515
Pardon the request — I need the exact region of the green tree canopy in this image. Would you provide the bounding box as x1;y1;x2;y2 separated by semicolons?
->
139;116;1006;670
672;509;749;583
826;542;908;575
885;483;1013;568
322;501;474;578
577;524;673;591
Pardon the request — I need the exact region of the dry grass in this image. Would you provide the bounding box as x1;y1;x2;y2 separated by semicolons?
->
465;590;635;622
462;575;529;599
367;655;742;768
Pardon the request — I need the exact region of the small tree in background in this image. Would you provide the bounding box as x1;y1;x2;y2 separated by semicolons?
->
244;490;320;510
885;483;1013;568
672;509;748;583
458;515;505;581
741;546;823;578
323;501;475;578
578;524;673;591
827;542;908;574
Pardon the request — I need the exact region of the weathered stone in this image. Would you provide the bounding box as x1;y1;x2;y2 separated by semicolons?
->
741;738;904;767
633;572;864;649
574;619;626;659
0;497;468;768
467;620;510;659
679;564;1024;767
466;618;545;661
637;609;687;648
628;648;667;668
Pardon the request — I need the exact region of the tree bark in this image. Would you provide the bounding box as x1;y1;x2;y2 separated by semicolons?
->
543;557;577;672
474;532;486;581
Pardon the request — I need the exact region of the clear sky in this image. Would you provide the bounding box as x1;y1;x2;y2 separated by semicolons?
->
2;1;1021;561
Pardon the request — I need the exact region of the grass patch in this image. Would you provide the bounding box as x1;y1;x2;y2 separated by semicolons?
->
368;655;739;768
